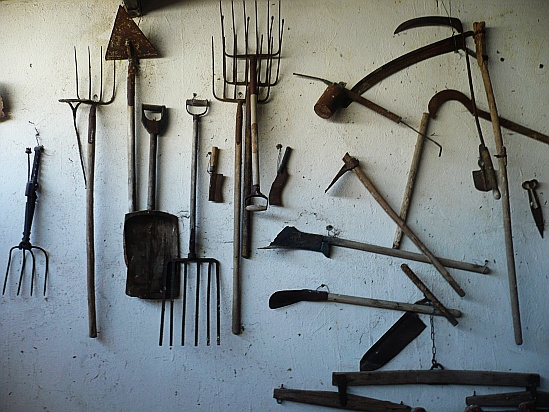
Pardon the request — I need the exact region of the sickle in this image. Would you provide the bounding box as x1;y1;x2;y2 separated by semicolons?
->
428;89;549;145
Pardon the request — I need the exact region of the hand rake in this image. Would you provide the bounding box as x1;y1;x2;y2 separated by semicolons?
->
59;47;115;338
3;145;49;297
159;96;220;347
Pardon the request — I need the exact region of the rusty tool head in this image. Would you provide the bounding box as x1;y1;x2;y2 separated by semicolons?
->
325;155;359;193
105;5;159;62
311;16;473;119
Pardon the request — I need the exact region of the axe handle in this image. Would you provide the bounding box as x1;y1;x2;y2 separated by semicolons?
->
400;264;458;326
474;21;522;345
343;153;465;297
393;112;429;249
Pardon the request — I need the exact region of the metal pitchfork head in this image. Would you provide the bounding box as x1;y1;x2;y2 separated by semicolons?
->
59;46;116;185
3;145;49;296
160;258;221;347
211;0;284;104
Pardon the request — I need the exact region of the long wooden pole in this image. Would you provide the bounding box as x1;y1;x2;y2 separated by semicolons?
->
473;21;522;345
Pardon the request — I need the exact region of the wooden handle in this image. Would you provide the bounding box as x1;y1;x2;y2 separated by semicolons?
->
393;112;429;249
209;146;219;173
232;102;243;335
400;264;458;326
86;106;97;338
343;153;465;297
473;21;522;345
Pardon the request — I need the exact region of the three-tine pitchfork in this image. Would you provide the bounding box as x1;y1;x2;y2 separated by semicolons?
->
212;0;284;334
3;144;49;296
59;47;115;338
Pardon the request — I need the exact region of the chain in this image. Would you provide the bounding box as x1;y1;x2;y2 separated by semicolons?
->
429;313;444;370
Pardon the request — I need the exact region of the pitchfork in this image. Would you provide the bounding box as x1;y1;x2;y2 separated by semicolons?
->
59;47;115;338
159;96;220;347
3;144;49;296
212;0;284;334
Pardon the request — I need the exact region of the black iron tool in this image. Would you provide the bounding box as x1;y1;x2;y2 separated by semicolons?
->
360;308;427;371
3;145;49;297
522;179;544;238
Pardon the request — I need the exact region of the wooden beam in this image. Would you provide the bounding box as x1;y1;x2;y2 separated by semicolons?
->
332;370;540;388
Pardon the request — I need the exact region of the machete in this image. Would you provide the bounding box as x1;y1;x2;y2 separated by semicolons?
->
262;226;489;274
269;289;463;318
428;89;549;146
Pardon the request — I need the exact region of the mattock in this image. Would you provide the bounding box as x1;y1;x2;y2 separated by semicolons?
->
326;153;466;297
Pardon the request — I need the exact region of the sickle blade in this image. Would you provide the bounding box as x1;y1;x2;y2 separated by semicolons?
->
394;16;464;35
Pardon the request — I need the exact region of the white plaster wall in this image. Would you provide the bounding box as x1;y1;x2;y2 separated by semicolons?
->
1;0;548;411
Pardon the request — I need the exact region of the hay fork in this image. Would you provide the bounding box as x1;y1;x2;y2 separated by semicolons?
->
59;47;115;338
3;145;49;297
213;0;284;212
159;96;221;347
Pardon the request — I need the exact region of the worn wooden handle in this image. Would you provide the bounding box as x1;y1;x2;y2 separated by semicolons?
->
343;153;465;297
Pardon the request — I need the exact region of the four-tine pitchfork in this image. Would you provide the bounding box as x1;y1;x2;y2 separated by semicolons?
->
59;47;115;338
3;144;49;296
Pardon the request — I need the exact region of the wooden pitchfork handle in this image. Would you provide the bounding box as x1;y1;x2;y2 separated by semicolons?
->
339;153;465;297
473;21;522;345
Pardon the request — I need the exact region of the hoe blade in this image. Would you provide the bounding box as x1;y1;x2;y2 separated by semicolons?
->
105;5;159;61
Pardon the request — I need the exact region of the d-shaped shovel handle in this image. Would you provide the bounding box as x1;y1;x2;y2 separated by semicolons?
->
142;105;168;136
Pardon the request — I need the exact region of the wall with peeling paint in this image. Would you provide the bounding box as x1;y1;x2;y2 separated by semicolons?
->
1;1;548;411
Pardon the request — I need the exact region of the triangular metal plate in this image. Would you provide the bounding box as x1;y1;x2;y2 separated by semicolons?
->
105;5;159;61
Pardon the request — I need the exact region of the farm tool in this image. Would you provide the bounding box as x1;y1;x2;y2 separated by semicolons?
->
3;144;48;297
269;288;462;319
207;146;224;202
473;21;522;344
124;105;179;299
428;89;549;146
326;154;466;297
212;0;284;333
264;226;489;274
59;47;115;338
522;179;544;238
268;145;292;206
159;96;220;347
106;4;159;213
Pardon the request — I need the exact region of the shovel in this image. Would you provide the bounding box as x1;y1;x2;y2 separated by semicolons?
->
124;105;179;299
